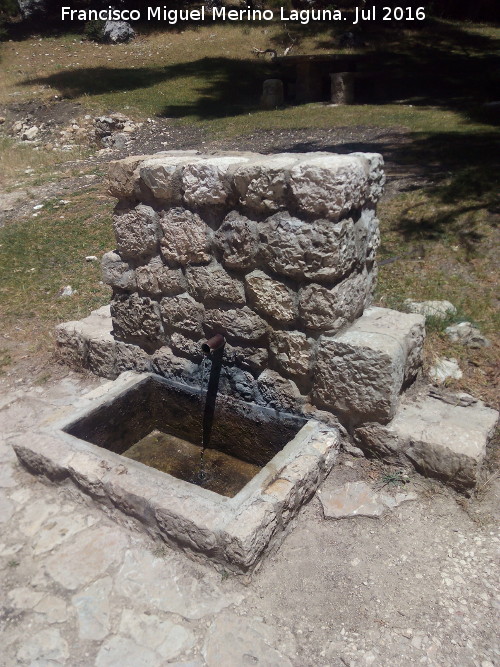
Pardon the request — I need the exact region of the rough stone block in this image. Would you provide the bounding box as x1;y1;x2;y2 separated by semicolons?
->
182;156;247;208
312;307;425;424
135;256;185;297
214;211;259;271
260;212;358;282
257;370;304;412
289;154;369;221
269;330;313;377
186;262;246;306
223;343;268;374
354;391;499;490
111;294;166;351
352;152;386;205
353;209;380;264
151;346;202;386
233;154;297;215
106;154;149;200
101;251;136;291
159;208;211;266
204;306;268;342
170;332;203;361
139;155;194;205
113;204;159;261
115;342;152;375
298;270;368;332
245;270;297;324
160;293;204;336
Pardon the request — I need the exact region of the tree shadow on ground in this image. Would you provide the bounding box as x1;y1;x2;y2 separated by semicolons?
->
22;57;274;120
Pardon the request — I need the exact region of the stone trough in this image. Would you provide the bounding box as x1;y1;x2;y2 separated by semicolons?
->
11;149;499;572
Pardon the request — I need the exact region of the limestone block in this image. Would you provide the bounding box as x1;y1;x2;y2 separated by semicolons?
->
152;346;202;386
159;208;211;266
289;154;369;221
139;155;196;204
55;320;88;369
269;330;313;377
404;299;457;320
107;154;148;199
113;204;159;261
312;307;425;424
160;293;204;335
101;251;136;291
353;209;380;263
87;332;118;379
186;262;246;306
298;270;368;332
233;154;297;215
115;342;152;374
259;212;357;282
355;392;499;490
351;152;386;205
257;369;304;412
204;306;268;342
135;256;185;297
111;293;166;350
245;270;297;324
182;156;247;208
214;211;259;270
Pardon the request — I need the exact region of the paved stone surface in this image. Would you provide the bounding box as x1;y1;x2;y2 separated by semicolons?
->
0;374;499;667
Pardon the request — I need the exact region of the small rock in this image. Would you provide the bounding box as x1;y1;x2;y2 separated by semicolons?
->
404;299;456;320
58;285;74;297
85;255;98;262
103;20;135;44
0;116;6;124
429;357;462;384
22;126;39;141
445;321;491;348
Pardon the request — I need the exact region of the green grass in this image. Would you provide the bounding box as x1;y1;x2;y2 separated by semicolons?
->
0;189;114;329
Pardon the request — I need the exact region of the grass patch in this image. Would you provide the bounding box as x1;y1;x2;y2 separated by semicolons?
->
0;187;114;342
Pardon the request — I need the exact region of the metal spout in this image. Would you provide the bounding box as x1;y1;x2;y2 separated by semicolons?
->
202;334;226;356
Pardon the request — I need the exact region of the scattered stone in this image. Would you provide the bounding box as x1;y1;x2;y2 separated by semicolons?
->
445;321;491;348
319;481;417;519
85;255;98;262
429;357;462;384
22;125;39;141
404;299;457;320
103;20;136;44
58;285;74;297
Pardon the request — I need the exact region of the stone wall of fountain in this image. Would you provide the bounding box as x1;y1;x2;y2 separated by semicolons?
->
57;150;425;428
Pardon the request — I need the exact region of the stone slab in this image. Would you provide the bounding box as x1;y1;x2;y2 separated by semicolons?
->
354;390;499;490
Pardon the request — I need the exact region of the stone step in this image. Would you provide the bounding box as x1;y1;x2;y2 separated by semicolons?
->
354;389;499;491
313;306;425;426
